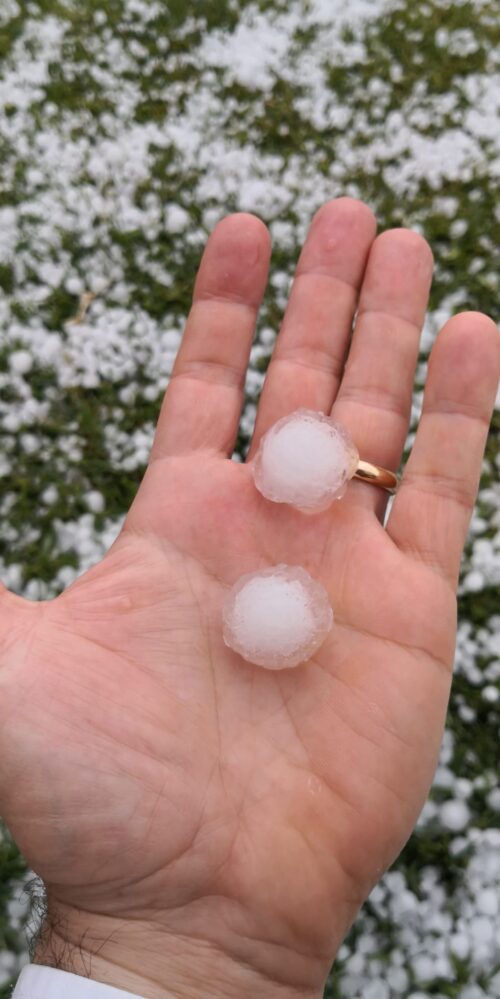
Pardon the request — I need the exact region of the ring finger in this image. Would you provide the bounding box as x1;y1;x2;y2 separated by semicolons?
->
332;228;434;517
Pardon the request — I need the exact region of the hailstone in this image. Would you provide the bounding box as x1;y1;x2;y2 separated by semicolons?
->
253;408;359;513
223;564;333;669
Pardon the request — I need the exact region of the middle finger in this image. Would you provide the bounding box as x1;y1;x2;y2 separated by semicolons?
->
247;197;377;458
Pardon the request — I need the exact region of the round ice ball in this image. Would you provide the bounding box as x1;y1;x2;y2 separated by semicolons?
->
223;564;333;670
253;408;359;513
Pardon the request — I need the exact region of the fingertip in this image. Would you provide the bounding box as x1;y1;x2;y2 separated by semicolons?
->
357;227;433;329
426;312;500;413
431;311;500;366
442;310;499;343
194;212;272;306
210;211;272;253
375;227;434;271
297;197;377;284
311;196;378;236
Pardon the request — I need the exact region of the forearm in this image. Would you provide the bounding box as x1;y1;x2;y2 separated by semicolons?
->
32;900;324;999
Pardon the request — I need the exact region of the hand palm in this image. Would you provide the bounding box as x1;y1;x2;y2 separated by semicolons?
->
1;200;497;995
1;453;452;959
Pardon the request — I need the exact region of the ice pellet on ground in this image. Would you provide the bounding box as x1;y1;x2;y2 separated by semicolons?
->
440;799;471;831
252;408;359;513
223;564;333;669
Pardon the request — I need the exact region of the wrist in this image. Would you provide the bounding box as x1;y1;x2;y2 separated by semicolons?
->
32;901;324;999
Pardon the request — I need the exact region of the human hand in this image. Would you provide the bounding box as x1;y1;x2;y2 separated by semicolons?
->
1;199;498;999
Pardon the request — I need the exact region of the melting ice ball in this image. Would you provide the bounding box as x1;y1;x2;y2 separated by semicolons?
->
223;564;333;670
253;408;359;513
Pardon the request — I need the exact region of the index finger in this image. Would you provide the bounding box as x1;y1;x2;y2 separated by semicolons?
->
150;213;271;460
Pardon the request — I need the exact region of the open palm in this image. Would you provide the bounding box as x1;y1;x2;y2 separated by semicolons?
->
1;199;498;999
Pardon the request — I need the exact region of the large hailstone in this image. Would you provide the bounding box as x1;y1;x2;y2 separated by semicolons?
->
253;408;359;513
223;564;333;669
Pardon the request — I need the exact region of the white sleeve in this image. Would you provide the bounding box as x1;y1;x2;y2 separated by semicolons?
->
12;965;145;998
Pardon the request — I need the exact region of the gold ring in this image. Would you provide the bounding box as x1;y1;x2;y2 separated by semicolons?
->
353;460;398;494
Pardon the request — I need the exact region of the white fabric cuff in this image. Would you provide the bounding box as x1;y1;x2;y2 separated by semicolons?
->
12;965;145;998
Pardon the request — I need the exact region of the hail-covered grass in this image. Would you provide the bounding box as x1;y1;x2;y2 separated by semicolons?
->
0;1;499;996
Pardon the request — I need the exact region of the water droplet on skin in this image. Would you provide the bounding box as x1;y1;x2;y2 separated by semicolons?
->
307;775;323;795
